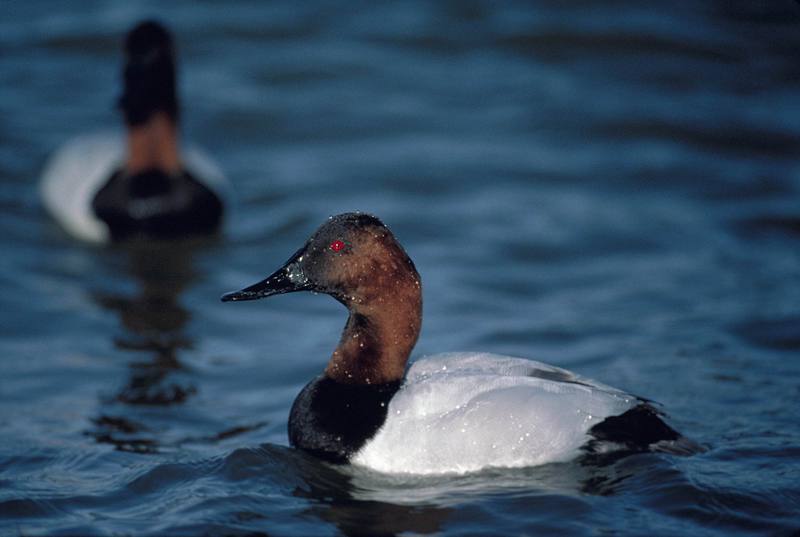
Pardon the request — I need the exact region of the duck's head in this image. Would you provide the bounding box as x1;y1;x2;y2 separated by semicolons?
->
118;20;178;127
223;213;420;307
223;213;422;383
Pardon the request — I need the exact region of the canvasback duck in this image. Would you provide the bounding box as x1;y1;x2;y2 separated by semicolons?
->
40;20;226;243
222;213;686;474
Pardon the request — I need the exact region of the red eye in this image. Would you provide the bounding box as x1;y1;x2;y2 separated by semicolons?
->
330;240;346;252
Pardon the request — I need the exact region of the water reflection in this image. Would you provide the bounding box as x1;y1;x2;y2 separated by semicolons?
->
88;240;202;452
215;443;672;536
298;454;645;536
286;448;452;537
299;479;452;537
310;497;451;537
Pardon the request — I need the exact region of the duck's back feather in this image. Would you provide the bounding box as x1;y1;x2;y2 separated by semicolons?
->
352;353;639;474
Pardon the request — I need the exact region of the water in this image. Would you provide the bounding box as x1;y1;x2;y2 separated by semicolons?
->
2;1;799;535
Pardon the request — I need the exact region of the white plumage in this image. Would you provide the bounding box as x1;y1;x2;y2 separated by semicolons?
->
353;353;636;475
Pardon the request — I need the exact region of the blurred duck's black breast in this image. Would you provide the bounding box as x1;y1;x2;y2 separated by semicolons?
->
288;375;402;463
92;168;223;241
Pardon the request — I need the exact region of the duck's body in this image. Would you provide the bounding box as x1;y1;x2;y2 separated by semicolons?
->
223;213;684;474
353;353;643;474
40;20;227;243
40;132;227;243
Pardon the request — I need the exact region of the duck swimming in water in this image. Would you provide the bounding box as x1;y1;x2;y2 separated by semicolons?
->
40;20;226;243
222;213;686;474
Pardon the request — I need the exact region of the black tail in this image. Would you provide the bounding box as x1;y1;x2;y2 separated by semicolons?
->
582;404;701;465
590;404;680;447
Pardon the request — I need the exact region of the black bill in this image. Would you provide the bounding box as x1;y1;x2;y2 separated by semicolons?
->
221;247;310;302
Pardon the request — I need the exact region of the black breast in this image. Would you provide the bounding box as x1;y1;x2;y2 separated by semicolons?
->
288;375;402;463
92;168;223;241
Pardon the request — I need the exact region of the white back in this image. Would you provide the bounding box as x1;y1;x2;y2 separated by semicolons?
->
40;132;124;242
353;353;636;475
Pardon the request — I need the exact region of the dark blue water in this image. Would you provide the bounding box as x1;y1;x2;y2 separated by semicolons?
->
2;2;800;535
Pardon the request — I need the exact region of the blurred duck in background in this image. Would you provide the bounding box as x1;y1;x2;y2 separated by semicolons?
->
41;20;228;243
